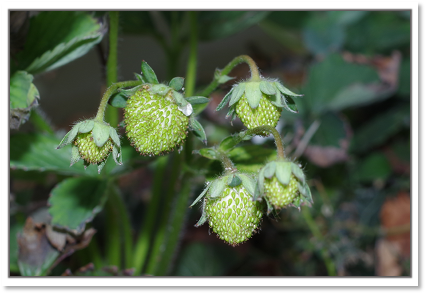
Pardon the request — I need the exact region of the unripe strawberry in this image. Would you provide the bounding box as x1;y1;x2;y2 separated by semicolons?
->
57;119;122;173
205;185;263;246
258;160;313;210
124;85;189;156
191;173;264;246
216;78;302;136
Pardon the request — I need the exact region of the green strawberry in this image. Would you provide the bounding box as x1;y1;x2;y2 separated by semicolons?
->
191;173;263;246
216;78;302;136
57;119;122;173
258;160;313;210
235;94;281;136
124;85;189;156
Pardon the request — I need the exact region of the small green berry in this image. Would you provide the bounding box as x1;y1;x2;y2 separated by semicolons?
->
74;132;113;164
264;174;299;209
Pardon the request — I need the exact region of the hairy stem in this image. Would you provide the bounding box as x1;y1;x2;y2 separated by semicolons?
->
184;11;198;97
94;80;141;122
199;55;260;97
246;126;286;159
104;11;120;127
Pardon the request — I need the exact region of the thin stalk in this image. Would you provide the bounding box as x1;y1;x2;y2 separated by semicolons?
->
199;55;260;97
104;11;120;127
301;206;336;276
184;11;198;97
105;189;121;267
133;156;169;275
144;152;183;275
94;80;141;122
246;125;286;159
109;184;133;269
154;133;194;276
218;150;236;173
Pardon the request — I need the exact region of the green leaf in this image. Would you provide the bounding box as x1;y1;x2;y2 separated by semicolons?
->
186;96;209;105
354;153;392;182
198;11;270;41
216;90;233;111
141;61;159;84
219;135;238;152
10;132;97;176
10;71;40;129
244;82;262;109
309;112;347;148
327;84;386;112
169;77;184;91
351;105;410;153
10;221;25;273
15;11;104;75
302;53;381;115
48;177;109;234
189;116;207;144
228;145;276;173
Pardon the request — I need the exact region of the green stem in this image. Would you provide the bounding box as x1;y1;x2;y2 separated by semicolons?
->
184;11;198;97
86;236;103;269
145;152;183;275
105;189;121;267
109;184;133;269
94;80;141;122
218;150;236;173
154;133;194;276
247;126;285;159
199;55;260;97
133;156;169;275
301;207;336;276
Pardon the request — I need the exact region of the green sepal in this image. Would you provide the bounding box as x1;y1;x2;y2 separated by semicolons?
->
237;130;254;141
263;161;276;179
196;148;218;160
190;182;212;207
217;75;235;84
120;85;144;97
227;174;242;187
70;145;81;166
238;173;255;196
228;83;245;106
92;122;110;148
225;107;235;119
57;125;79;149
195;200;208;227
210;178;226;198
141;61;159;84
264;197;274;215
292;197;302;209
270;91;286;108
252;180;262;201
219;135;238;152
216;89;233;111
274;81;303;98
134;73;147;83
109;93;128;108
282;96;298;114
169;77;184;91
97;158;107;174
151;84;171;96
189;116;207;144
78;120;95;133
172;91;189;106
291;163;306;183
299;182;313;203
112;145;122;165
186;96;209;105
259;80;277;95
275;162;292;185
109;127;121;147
244;82;262;109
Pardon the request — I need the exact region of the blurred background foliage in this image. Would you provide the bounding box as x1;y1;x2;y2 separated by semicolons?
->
10;10;410;276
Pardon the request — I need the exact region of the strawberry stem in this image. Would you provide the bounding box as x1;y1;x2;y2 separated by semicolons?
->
199;55;260;97
247;126;286;159
218;150;237;173
95;80;142;122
